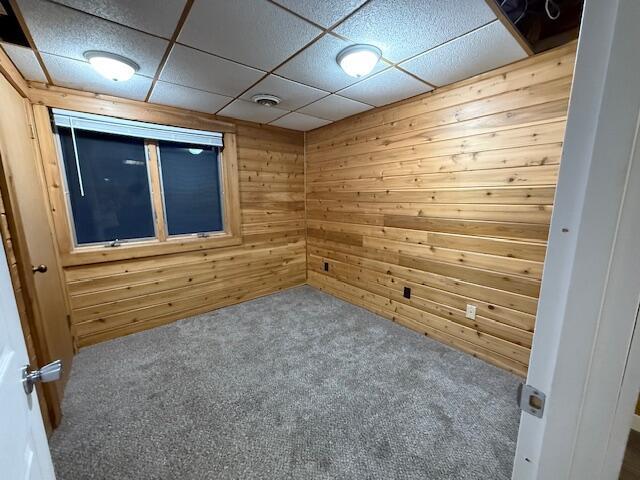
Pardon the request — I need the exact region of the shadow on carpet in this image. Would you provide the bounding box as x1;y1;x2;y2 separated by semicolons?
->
50;285;520;479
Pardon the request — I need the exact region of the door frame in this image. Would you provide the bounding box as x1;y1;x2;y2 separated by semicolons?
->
0;199;56;480
512;0;640;478
0;148;62;430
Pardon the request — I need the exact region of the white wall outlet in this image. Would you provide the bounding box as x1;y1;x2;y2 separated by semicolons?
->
465;304;477;320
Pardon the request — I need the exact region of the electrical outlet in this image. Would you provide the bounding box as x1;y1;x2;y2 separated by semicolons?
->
324;262;329;272
465;304;477;320
403;287;411;299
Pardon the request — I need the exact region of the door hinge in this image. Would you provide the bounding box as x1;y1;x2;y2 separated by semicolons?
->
517;383;546;418
28;123;36;139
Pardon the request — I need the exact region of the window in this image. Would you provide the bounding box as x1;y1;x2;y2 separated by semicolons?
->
58;127;155;244
51;109;240;255
157;142;223;236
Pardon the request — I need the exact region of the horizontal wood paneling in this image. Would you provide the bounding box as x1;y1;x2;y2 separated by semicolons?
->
26;41;577;373
61;123;306;347
305;42;577;376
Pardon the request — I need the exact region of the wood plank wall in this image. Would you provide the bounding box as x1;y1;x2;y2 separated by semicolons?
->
63;123;306;347
305;42;577;376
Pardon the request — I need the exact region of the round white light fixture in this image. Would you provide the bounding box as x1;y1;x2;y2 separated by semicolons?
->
84;51;139;81
251;94;281;107
336;44;382;78
188;148;204;155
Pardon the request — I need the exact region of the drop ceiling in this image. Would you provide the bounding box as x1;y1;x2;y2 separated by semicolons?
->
2;0;528;131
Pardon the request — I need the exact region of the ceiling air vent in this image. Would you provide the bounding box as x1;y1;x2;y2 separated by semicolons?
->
251;94;281;107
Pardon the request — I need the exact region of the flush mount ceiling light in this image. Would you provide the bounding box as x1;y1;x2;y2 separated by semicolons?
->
84;51;139;81
336;44;382;78
251;94;281;107
188;148;203;155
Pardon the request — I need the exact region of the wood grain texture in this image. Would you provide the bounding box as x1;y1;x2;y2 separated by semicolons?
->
41;118;306;347
32;105;244;266
29;83;236;133
0;174;52;433
0;45;29;98
4;34;577;375
305;42;577;376
0;74;75;429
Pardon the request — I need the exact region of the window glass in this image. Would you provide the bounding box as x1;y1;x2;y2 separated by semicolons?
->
58;127;155;245
157;142;223;236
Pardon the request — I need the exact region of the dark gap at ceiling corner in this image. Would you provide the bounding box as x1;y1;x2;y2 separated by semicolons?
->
493;0;584;53
0;0;30;48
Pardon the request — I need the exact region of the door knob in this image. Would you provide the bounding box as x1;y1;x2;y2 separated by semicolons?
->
22;360;62;395
31;264;47;273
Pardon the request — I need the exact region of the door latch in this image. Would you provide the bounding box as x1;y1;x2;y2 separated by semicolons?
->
31;264;48;274
22;360;62;395
517;383;546;418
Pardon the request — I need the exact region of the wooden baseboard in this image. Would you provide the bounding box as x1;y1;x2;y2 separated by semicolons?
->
632;414;640;432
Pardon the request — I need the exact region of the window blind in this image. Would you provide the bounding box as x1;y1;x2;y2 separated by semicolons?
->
52;108;223;147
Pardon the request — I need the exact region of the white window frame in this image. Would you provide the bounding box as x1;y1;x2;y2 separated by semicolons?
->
52;109;223;147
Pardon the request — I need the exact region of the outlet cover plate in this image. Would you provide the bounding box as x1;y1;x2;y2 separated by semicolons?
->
465;304;477;320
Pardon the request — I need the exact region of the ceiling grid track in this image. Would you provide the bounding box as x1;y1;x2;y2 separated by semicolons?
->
1;0;553;131
143;0;195;103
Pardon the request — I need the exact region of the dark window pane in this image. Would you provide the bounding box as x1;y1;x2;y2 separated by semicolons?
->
58;127;155;244
158;142;223;236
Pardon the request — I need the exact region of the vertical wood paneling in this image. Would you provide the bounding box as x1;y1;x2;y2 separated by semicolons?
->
305;42;577;376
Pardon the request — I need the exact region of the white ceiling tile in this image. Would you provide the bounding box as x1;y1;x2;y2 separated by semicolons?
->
270;112;332;131
0;42;47;82
241;75;328;111
334;0;496;63
149;81;232;113
272;0;367;28
15;0;168;76
275;34;387;92
400;21;527;87
218;99;289;124
298;94;372;121
42;53;152;100
53;0;187;38
339;68;432;107
179;0;322;71
160;44;264;97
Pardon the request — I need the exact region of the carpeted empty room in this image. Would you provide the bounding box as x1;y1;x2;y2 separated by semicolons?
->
50;287;520;479
0;1;591;479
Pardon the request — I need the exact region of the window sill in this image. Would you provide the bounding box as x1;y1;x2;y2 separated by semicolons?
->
60;231;242;267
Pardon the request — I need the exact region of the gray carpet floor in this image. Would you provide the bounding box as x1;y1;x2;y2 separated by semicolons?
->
50;286;521;479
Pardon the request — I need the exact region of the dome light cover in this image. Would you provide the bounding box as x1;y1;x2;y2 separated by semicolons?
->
336;44;382;78
84;51;139;81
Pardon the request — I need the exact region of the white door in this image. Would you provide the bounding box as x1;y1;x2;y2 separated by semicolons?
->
512;0;640;478
0;240;55;479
